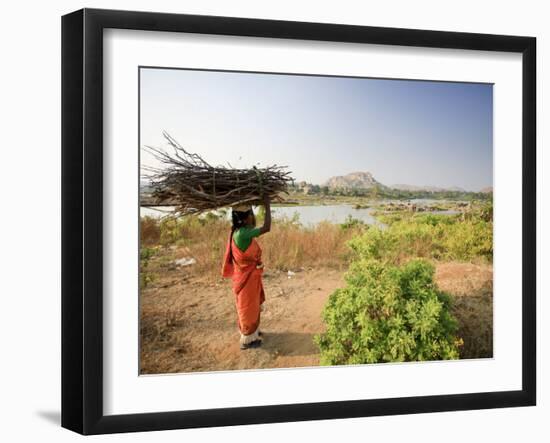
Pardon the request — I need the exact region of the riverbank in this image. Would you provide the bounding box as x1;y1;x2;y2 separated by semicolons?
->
141;193;488;210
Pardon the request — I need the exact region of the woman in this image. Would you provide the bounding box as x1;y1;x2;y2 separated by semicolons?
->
221;195;271;350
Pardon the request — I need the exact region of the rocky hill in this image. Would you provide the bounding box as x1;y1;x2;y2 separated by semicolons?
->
324;172;468;193
325;172;384;189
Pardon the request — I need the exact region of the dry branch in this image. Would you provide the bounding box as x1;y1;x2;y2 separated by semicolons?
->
143;132;294;214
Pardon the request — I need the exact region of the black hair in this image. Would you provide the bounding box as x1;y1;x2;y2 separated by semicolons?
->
231;209;253;232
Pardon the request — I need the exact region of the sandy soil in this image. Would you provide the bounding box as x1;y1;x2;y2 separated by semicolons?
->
140;260;492;374
140;266;344;374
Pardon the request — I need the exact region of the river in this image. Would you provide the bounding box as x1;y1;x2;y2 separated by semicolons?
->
140;203;457;227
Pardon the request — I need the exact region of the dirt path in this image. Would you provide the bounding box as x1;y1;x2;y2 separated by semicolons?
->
140;267;344;374
140;261;492;374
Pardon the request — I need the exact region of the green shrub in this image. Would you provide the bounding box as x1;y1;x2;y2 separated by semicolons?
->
158;215;206;246
347;214;492;264
159;217;184;245
442;220;492;261
347;222;441;263
340;215;367;231
316;259;461;365
139;247;157;289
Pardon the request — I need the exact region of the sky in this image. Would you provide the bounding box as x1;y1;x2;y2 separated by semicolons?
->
140;68;493;191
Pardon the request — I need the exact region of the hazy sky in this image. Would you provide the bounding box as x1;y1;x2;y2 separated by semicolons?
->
140;68;493;191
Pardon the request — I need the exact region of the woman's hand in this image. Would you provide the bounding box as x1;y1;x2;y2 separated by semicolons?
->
259;194;271;235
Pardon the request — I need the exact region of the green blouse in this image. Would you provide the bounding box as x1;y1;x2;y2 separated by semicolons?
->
233;226;261;251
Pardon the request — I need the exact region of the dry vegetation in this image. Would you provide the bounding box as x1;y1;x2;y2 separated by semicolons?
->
435;262;493;359
140;214;364;281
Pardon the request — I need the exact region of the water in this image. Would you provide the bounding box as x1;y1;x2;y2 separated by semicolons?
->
271;205;383;226
140;203;458;226
140;206;177;218
140;204;383;227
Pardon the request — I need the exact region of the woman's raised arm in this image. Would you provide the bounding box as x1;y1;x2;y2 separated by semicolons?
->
258;195;271;235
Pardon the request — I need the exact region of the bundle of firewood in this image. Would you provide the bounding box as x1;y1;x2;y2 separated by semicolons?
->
143;132;293;214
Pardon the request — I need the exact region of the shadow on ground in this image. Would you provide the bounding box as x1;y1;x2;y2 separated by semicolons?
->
36;410;60;426
262;331;318;357
452;287;493;359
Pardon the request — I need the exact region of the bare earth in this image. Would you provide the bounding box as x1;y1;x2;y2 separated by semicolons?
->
140;261;492;374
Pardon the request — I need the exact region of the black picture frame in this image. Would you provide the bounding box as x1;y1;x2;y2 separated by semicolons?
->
61;8;536;435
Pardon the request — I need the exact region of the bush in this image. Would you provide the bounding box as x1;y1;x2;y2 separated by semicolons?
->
316;259;461;365
141;216;161;245
442;220;492;261
340;215;367;231
347;222;442;263
347;214;492;264
140;247;157;289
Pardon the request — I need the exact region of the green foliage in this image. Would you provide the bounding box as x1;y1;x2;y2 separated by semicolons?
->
465;200;493;222
441;220;493;261
157;213;223;246
348;212;492;263
316;259;460;364
316;205;492;364
340;215;367;231
140;247;157;289
158;217;187;246
140;246;156;261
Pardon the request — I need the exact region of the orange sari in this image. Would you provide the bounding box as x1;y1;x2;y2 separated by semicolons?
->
221;232;265;341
